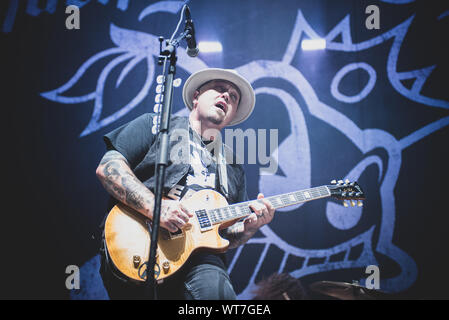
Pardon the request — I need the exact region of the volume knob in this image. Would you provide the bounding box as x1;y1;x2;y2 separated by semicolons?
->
162;260;170;273
133;255;141;269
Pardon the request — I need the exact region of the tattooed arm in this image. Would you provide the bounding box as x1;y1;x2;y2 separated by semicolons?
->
95;150;192;232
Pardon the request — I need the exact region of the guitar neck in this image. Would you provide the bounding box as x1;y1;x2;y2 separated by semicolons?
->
207;185;331;225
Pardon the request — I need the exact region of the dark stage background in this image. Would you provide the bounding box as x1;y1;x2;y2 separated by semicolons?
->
1;0;448;299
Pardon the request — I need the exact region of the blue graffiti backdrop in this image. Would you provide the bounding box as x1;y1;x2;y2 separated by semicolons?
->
2;0;448;299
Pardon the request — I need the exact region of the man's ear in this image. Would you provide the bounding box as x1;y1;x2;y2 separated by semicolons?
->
192;90;200;109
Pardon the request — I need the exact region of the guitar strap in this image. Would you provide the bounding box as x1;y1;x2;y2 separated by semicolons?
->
217;137;229;199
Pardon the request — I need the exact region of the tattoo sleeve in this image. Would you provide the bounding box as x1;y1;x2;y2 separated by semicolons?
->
96;150;155;219
220;221;257;249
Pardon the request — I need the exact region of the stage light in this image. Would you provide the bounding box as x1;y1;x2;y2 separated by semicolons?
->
198;41;223;53
301;39;326;50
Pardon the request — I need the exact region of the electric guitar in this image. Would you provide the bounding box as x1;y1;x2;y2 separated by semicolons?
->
104;179;365;282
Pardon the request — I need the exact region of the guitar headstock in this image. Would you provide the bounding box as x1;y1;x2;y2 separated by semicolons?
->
328;179;366;207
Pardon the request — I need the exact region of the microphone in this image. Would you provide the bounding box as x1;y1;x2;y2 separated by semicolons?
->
184;6;199;57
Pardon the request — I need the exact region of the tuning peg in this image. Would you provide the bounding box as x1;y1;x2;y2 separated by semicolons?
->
331;180;337;184
343;201;348;207
350;200;356;207
345;179;350;184
357;200;363;207
338;180;344;185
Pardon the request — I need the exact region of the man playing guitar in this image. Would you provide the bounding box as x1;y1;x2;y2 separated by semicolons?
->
96;68;275;299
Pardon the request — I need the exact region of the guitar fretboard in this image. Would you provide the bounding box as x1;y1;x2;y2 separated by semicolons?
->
207;186;330;225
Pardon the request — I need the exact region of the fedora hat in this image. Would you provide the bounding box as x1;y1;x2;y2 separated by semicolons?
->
182;68;255;126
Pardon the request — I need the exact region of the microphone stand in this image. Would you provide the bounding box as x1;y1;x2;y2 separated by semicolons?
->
144;27;193;300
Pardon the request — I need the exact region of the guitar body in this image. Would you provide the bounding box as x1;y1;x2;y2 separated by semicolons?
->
104;180;365;282
104;189;234;282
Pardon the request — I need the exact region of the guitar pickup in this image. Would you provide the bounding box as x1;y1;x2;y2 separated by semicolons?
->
195;209;213;232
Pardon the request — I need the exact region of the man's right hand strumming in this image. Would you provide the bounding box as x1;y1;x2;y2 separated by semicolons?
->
160;200;193;233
